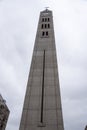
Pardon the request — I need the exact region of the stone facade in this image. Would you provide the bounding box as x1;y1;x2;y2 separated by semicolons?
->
19;9;64;130
85;126;87;130
0;94;10;130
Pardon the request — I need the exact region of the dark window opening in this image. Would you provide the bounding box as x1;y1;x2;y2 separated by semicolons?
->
46;31;48;36
45;18;47;22
48;24;50;28
1;124;3;128
3;118;5;121
41;31;49;37
42;31;45;36
48;18;50;21
42;18;44;22
45;24;47;28
41;24;43;29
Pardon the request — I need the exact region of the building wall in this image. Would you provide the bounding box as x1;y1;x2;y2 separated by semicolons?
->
0;95;10;130
85;126;87;130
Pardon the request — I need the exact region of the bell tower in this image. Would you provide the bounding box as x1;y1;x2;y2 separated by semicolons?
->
19;9;64;130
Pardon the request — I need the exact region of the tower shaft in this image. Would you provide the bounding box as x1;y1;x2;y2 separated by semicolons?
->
19;9;64;130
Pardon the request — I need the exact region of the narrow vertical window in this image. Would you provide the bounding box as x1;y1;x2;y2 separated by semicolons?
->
48;24;50;28
46;31;48;36
41;24;43;29
42;18;44;22
45;18;47;22
42;31;45;36
45;24;47;28
48;18;50;22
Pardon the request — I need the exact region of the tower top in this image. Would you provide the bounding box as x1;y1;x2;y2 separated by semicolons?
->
41;8;52;16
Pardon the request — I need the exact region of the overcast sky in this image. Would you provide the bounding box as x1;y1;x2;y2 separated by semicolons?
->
0;0;87;130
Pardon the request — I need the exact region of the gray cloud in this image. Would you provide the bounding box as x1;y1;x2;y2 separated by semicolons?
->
0;0;87;130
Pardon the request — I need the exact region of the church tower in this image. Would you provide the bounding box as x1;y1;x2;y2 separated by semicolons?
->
19;9;64;130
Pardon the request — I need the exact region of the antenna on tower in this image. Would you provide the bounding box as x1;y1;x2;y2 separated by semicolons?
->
45;7;49;11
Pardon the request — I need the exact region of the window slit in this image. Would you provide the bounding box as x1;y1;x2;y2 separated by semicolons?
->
40;50;45;123
46;31;48;36
45;24;46;28
42;18;44;22
42;31;45;36
42;24;43;29
45;18;47;22
48;24;50;28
